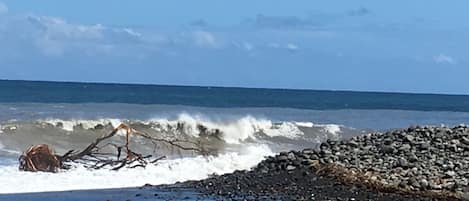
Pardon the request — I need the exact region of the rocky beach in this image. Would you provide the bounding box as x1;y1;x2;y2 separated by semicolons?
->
183;124;469;200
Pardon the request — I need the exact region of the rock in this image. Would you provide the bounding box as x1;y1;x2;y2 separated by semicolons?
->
445;171;456;178
302;149;314;155
461;137;469;145
277;155;288;162
404;135;415;143
383;138;393;145
286;165;296;171
397;157;408;168
410;179;420;189
348;141;359;148
419;143;430;150
407;153;419;162
398;144;411;152
287;152;296;160
94;124;105;130
419;179;429;189
398;181;408;188
450;139;461;145
379;145;396;154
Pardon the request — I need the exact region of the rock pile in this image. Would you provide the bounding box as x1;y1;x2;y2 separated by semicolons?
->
253;124;469;199
189;125;469;200
310;124;469;196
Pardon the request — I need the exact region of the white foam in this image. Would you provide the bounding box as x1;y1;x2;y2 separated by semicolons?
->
42;118;122;132
321;124;342;135
0;144;273;194
295;122;314;128
263;122;304;138
37;115;342;143
150;114;304;143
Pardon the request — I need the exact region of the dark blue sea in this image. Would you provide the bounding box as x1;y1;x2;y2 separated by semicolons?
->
1;79;469;195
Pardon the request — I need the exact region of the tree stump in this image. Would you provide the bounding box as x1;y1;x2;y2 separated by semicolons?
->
19;144;60;172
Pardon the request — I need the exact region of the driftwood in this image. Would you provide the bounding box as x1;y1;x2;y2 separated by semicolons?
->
19;144;61;172
19;123;206;172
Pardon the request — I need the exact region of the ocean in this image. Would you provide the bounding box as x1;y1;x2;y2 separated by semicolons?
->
1;80;469;194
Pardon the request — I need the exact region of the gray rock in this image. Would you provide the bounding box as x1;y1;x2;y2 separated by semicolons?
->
309;154;319;160
383;138;393;145
286;165;296;171
410;179;420;189
348;141;359;148
419;143;431;150
404;135;415;143
287;152;296;160
379;145;396;154
397;157;408;168
407;153;419;162
419;179;429;189
445;171;456;178
461;137;469;145
277;155;288;162
302;149;314;155
398;144;411;152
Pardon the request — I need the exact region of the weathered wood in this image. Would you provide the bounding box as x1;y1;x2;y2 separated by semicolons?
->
19;123;206;172
19;144;60;172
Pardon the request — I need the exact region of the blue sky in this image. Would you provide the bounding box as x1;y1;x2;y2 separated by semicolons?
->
0;1;468;94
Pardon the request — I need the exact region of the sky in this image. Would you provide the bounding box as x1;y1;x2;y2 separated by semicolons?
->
0;1;469;94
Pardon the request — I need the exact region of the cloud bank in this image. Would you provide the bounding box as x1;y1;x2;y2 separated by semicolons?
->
0;2;468;94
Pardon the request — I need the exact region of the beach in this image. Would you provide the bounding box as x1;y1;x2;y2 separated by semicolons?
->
1;81;469;200
4;124;469;200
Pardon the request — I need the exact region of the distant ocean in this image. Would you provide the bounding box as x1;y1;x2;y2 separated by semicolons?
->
1;79;469;194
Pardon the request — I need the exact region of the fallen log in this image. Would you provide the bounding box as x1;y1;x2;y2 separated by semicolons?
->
19;123;206;172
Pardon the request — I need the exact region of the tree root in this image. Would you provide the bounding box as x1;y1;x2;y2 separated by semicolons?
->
19;123;205;172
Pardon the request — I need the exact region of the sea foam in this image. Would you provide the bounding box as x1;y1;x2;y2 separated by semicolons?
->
0;144;273;193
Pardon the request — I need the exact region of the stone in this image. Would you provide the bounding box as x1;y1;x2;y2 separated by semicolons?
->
407;153;419;163
419;143;430;150
287;152;296;160
404;135;415;143
302;149;314;155
277;155;288;162
348;141;359;148
461;137;469;145
445;171;456;178
286;165;296;171
379;145;396;154
419;179;429;189
383;138;393;145
398;144;411;152
397;157;408;168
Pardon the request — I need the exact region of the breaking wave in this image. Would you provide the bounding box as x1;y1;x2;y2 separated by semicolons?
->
0;113;350;156
0;113;356;193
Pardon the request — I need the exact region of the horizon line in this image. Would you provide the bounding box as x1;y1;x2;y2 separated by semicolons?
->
1;78;467;97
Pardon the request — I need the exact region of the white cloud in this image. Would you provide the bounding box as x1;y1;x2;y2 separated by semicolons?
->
242;42;254;51
0;2;8;14
433;53;456;64
286;43;299;51
192;31;218;48
267;42;299;51
27;15;106;41
0;15;145;57
122;28;142;38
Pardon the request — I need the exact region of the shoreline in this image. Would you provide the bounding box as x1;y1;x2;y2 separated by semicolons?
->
3;124;469;200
